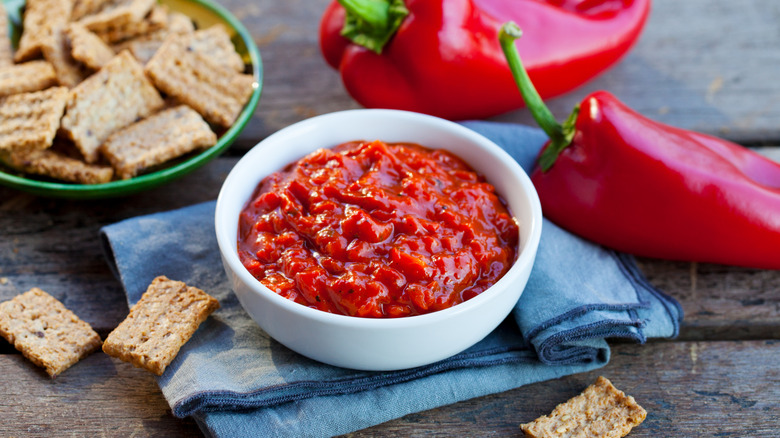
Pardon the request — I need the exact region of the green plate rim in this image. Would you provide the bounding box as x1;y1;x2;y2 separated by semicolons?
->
0;0;263;199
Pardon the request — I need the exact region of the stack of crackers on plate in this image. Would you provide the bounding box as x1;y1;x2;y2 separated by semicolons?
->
0;0;255;184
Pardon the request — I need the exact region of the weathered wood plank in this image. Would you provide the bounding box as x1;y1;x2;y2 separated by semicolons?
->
346;340;780;437
216;0;780;149
2;341;776;437
0;353;201;437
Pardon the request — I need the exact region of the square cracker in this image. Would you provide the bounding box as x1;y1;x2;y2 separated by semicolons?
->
0;2;13;67
0;288;102;378
0;86;69;151
94;4;168;44
145;27;255;127
72;0;113;21
66;23;115;71
1;142;114;184
115;11;194;64
77;0;156;33
101;105;216;179
0;61;58;97
102;276;220;376
521;376;647;438
60;50;164;163
42;26;90;88
14;0;74;62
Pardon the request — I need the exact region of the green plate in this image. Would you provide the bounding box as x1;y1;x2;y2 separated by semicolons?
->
0;0;262;199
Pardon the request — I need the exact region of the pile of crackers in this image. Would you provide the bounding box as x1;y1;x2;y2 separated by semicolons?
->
0;0;255;184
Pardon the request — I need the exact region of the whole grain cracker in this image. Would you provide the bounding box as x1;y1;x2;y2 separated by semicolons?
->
60;50;164;163
1;142;114;184
0;86;68;151
100;105;216;179
0;288;102;378
521;376;647;438
0;2;13;67
14;0;74;63
77;0;156;33
0;61;58;97
71;0;112;21
66;23;115;70
102;276;220;376
41;26;90;88
114;11;194;64
145;28;255;127
93;4;167;44
187;24;245;73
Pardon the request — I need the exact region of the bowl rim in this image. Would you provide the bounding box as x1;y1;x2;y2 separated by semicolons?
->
0;0;263;199
215;109;543;329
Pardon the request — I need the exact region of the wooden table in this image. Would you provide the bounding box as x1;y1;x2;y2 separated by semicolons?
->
2;0;779;436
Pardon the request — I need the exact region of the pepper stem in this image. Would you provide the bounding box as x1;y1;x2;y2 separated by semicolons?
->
338;0;409;54
498;22;579;172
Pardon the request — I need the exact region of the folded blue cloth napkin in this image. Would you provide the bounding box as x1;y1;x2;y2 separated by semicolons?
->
100;121;682;438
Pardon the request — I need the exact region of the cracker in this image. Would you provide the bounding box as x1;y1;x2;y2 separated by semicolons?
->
93;4;167;44
41;26;90;88
100;105;216;179
77;0;156;33
115;11;194;64
66;23;115;70
72;0;112;21
14;0;74;62
1;142;114;184
0;87;69;151
145;28;255;127
0;2;13;67
188;24;245;73
0;288;102;378
102;276;220;376
521;376;647;438
0;61;58;97
60;50;164;163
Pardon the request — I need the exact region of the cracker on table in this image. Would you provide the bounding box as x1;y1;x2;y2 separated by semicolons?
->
102;275;220;376
0;61;58;97
145;28;255;127
60;50;164;163
521;376;647;438
14;0;74;63
66;23;115;70
0;86;68;151
1;140;114;184
93;4;168;44
0;2;13;67
41;26;90;88
100;105;216;179
77;0;156;33
0;288;102;378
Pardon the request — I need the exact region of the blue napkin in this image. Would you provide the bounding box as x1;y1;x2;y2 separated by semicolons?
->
100;121;682;438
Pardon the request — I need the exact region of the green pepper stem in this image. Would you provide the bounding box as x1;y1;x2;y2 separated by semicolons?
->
498;22;579;172
338;0;409;54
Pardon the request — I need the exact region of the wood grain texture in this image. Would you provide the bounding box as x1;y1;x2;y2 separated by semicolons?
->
0;352;201;437
345;341;780;437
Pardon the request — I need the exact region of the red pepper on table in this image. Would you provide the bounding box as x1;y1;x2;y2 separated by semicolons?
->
499;22;780;270
320;0;650;121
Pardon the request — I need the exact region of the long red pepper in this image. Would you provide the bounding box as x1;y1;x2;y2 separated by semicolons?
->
499;22;780;270
320;0;650;120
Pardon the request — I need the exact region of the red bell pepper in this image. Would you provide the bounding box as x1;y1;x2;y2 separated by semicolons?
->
319;0;650;121
499;22;780;270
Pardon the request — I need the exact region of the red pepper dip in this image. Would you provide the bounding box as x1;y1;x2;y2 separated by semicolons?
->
237;140;519;318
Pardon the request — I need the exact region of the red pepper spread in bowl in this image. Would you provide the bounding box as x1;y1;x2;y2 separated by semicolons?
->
237;140;518;318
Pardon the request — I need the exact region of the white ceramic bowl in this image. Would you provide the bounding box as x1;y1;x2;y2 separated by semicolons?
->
215;109;542;371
